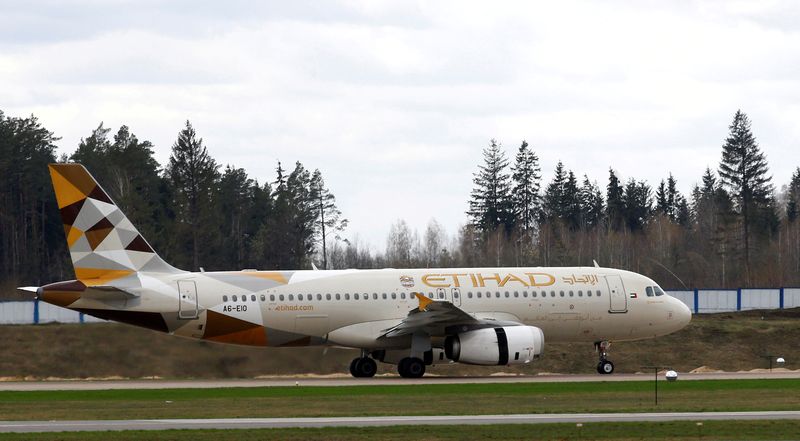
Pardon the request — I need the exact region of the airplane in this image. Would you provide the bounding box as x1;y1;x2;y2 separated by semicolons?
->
21;163;692;378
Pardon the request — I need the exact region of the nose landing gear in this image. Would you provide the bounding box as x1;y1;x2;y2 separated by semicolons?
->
595;340;614;374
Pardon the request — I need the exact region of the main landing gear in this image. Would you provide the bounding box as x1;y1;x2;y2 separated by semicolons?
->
397;357;425;378
349;355;378;378
595;340;614;374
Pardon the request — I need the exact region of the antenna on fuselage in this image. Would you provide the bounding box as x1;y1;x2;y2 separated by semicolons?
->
593;260;600;268
311;262;319;271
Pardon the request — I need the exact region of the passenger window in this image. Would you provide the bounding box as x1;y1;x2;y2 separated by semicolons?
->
468;292;473;298
373;293;378;300
300;294;306;301
279;295;284;301
251;295;256;301
270;295;275;302
646;287;654;297
578;291;583;297
326;294;331;300
355;293;360;300
260;294;265;301
569;291;574;297
391;293;397;299
596;290;602;297
504;291;510;298
335;294;341;300
532;292;537;298
223;295;228;302
242;295;247;303
232;295;238;302
345;293;350;300
288;294;294;301
382;293;387;299
317;294;322;301
551;291;556;297
560;291;565;297
477;292;482;298
514;291;519;298
587;291;592;297
495;292;500;298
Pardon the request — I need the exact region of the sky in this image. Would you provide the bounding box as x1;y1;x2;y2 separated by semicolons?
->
2;0;800;250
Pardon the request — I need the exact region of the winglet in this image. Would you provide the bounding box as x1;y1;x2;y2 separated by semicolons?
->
414;292;433;311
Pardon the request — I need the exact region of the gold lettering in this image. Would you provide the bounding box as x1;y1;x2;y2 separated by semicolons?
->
469;273;478;287
477;273;502;287
526;272;556;287
422;274;450;288
499;273;529;287
450;274;468;287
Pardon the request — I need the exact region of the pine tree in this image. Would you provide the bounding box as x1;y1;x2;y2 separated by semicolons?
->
310;169;347;269
542;161;567;222
718;110;774;278
510;140;541;233
787;168;800;223
166;121;220;270
623;179;652;231
218;166;255;269
580;175;605;228
563;170;582;230
468;139;514;234
606;168;625;231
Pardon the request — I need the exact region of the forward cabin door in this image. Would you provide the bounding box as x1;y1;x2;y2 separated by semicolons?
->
605;275;627;313
178;280;199;319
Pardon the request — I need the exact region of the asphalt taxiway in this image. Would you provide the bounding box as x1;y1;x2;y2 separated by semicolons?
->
1;411;799;433
1;371;799;391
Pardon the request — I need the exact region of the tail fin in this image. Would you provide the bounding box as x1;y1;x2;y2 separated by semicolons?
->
48;163;182;285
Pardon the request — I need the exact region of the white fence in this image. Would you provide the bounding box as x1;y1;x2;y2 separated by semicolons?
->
668;288;800;314
0;300;104;325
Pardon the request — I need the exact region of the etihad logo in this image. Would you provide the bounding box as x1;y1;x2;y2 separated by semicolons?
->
421;272;556;288
399;275;415;288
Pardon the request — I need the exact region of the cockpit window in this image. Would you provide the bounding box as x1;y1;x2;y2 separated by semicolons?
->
646;287;654;297
654;286;665;296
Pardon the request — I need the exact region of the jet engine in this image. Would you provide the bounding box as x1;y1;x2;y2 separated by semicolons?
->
444;326;544;365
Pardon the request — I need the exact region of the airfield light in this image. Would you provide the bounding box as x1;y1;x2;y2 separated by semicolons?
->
665;370;678;382
777;357;785;364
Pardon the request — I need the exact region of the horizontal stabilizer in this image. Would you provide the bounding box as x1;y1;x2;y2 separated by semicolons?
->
16;286;41;297
80;286;138;301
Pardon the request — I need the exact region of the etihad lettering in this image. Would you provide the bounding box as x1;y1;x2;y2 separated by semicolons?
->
422;272;555;288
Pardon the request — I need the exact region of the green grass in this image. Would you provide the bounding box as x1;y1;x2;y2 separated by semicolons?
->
2;421;800;441
1;379;799;421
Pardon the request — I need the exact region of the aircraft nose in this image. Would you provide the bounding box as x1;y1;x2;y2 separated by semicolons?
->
674;297;692;328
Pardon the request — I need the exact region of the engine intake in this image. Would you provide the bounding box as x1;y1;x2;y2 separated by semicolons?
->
444;326;544;365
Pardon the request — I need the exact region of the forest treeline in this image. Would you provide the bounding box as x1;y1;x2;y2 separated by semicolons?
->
1;108;799;290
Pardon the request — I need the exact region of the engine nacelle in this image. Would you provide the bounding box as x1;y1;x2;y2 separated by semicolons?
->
444;326;544;366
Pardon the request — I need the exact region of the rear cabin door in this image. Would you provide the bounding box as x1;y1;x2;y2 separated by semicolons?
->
605;275;627;313
177;280;199;319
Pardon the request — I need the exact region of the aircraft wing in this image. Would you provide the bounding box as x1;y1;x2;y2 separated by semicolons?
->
380;293;522;338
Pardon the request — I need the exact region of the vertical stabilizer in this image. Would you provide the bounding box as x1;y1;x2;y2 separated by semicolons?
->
48;163;182;285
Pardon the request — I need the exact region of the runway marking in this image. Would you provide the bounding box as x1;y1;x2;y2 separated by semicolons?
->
2;412;800;432
3;371;800;391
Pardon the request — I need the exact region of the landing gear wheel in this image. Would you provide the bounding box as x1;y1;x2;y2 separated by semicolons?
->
356;357;377;378
349;357;378;378
398;357;426;378
597;360;614;374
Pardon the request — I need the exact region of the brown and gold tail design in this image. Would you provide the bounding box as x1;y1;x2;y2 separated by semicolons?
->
48;163;181;286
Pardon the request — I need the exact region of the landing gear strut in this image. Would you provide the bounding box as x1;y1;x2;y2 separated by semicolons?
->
349;354;377;378
595;340;614;374
397;357;425;378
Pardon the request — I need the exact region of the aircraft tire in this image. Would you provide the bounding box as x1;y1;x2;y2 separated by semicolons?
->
357;358;377;378
349;358;362;377
398;357;425;378
598;360;614;374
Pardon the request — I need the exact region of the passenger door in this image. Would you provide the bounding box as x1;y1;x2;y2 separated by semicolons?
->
605;275;627;313
177;280;199;319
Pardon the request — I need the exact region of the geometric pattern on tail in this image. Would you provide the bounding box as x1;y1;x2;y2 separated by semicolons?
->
48;163;181;285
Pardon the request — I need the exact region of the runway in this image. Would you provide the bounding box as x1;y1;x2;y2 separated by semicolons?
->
1;371;799;391
2;411;799;433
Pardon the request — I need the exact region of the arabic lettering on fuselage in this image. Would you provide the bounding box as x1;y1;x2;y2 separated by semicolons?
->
561;274;600;286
